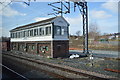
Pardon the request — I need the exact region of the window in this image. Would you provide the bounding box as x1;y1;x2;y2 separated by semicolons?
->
25;31;27;37
18;32;20;38
39;46;43;51
15;33;17;38
26;30;29;37
39;28;42;36
49;27;51;34
13;33;15;38
46;27;51;35
20;32;22;38
28;30;30;37
41;28;44;36
28;46;31;49
34;29;38;36
46;27;48;35
16;32;18;38
45;46;49;51
20;45;22;48
32;45;35;50
10;33;13;38
22;45;24;49
56;26;61;35
30;29;33;36
22;31;25;37
61;29;64;35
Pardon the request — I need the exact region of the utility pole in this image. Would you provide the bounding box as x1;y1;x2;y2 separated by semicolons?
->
48;0;89;55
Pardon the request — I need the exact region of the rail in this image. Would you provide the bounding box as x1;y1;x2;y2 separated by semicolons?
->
3;53;117;80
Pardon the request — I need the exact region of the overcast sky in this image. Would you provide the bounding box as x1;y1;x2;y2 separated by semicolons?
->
0;0;118;37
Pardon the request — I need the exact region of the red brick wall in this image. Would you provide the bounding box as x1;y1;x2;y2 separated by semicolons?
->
11;40;69;58
0;42;10;51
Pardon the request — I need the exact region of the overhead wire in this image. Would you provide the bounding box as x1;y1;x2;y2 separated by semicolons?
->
0;0;13;12
3;1;73;28
4;1;55;28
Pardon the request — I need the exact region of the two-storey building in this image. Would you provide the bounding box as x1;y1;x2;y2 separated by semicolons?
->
10;16;69;58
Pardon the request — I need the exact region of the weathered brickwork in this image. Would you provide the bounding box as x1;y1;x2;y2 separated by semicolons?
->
11;40;69;58
1;42;10;51
53;40;69;58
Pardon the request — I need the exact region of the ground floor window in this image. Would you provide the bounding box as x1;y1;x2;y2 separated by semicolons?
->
45;46;49;51
32;45;35;50
39;46;49;52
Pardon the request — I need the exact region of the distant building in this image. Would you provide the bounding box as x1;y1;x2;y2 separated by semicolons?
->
0;37;10;51
10;16;69;58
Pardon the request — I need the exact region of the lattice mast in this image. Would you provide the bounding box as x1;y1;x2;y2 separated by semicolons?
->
48;0;89;55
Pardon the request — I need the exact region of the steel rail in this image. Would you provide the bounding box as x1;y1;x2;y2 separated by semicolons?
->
3;53;117;80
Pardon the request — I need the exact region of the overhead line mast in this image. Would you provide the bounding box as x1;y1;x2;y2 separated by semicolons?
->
48;0;89;55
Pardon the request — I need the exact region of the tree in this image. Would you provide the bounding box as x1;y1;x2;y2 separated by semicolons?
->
89;22;100;40
76;30;81;37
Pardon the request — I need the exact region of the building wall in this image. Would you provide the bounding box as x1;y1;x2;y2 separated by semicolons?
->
53;40;69;58
11;41;51;57
1;42;10;51
10;16;69;58
11;40;69;58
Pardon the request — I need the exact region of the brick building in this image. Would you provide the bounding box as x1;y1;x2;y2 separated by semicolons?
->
0;37;10;51
10;16;69;58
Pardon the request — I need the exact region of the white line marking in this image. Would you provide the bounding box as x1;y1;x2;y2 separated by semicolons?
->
0;64;29;80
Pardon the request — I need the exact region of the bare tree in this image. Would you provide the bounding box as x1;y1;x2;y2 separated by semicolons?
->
76;30;81;37
89;22;100;40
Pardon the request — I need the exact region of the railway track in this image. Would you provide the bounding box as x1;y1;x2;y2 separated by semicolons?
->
2;53;117;80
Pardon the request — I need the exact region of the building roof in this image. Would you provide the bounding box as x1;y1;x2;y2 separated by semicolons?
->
10;16;57;32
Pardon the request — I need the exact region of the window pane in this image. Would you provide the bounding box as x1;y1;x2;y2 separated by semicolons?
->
46;27;48;35
61;29;64;35
23;31;25;37
30;30;33;36
15;33;17;38
32;45;34;50
10;33;12;38
18;32;20;38
20;32;22;38
49;27;51;34
56;26;61;35
34;29;36;36
45;46;49;51
39;28;42;36
34;29;38;36
41;28;44;35
39;46;43;51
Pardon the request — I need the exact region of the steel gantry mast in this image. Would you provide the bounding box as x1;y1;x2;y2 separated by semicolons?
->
74;1;89;54
48;0;89;55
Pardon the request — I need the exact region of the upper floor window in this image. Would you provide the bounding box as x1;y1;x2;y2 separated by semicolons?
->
18;32;20;38
10;33;13;38
61;28;64;35
28;30;30;37
34;29;38;36
46;27;51;35
23;31;25;37
15;33;17;38
55;26;61;35
41;28;44;36
20;32;22;38
30;29;33;36
39;28;42;36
